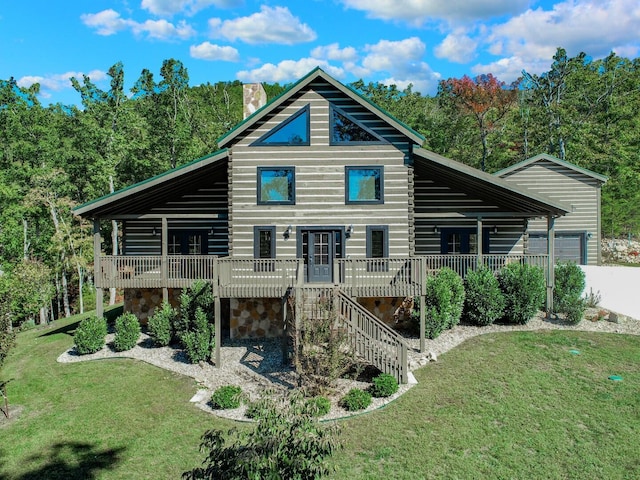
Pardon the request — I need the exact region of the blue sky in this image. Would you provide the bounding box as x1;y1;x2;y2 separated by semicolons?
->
2;0;639;106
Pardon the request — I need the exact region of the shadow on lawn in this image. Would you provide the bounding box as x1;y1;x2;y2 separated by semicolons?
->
0;442;126;480
38;321;81;338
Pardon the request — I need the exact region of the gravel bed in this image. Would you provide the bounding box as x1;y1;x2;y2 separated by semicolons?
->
57;308;639;422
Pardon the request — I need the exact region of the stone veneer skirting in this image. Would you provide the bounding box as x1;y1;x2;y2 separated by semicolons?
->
230;297;285;339
124;289;409;338
124;288;181;324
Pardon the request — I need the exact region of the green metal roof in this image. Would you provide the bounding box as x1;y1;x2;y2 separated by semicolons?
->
217;67;425;148
494;153;608;183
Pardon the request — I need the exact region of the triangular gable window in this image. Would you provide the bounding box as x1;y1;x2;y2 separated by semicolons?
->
253;104;310;146
330;105;386;144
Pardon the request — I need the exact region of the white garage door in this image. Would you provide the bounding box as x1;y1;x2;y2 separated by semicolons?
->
528;233;584;264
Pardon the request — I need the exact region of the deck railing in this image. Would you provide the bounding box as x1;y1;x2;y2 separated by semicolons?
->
96;254;548;297
335;290;408;383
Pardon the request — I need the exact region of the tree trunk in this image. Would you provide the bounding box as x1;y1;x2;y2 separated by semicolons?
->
61;271;71;318
109;176;118;306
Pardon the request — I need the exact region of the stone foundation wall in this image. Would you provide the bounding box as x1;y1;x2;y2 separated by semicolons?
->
124;288;181;324
356;297;409;326
230;297;285;339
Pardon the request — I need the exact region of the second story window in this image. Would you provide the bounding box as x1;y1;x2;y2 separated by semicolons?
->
257;167;295;205
345;166;383;204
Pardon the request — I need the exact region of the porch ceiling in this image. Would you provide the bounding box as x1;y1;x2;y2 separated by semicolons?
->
413;148;570;217
75;150;229;219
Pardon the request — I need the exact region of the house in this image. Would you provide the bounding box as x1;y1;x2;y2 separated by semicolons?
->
495;154;607;265
75;68;570;382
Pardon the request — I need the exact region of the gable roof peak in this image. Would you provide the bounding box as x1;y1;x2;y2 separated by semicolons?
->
494;153;608;183
218;67;424;148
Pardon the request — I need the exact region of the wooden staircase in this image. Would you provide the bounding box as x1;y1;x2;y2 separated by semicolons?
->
292;286;409;384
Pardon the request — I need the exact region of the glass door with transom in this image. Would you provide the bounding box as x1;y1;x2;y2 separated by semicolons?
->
300;229;343;283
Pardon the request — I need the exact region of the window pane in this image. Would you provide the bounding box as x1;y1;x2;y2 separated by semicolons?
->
259;108;308;145
259;168;294;203
347;168;381;202
259;230;272;258
448;233;461;254
332;110;378;143
188;234;202;255
169;234;180;255
469;233;478;254
370;230;384;258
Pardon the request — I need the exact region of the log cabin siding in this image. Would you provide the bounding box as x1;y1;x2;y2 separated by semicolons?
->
500;159;602;264
228;85;412;260
122;175;229;256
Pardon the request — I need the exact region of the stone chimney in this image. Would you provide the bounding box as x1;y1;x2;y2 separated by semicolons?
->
243;83;267;119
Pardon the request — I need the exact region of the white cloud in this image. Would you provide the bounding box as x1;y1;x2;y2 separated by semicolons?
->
480;0;640;78
190;42;240;61
434;33;478;63
141;0;243;17
470;56;547;83
82;9;195;40
208;6;316;44
311;43;359;62
362;37;426;72
339;0;532;24
80;9;129;35
17;70;108;99
132;19;195;39
237;58;344;83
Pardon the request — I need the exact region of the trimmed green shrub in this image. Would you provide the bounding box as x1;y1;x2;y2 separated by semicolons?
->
175;280;214;340
368;373;399;398
438;268;465;328
113;312;141;352
340;388;372;411
417;268;465;339
498;263;546;325
74;316;108;355
563;295;587;325
463;267;505;326
211;385;243;410
148;301;175;347
305;396;331;417
180;307;215;364
554;261;586;324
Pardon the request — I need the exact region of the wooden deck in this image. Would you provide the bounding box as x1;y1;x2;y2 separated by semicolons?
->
95;254;549;298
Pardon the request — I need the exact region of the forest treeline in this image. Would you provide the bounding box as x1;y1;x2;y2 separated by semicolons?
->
1;47;639;324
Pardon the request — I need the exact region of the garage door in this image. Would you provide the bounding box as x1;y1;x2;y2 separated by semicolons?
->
528;233;584;264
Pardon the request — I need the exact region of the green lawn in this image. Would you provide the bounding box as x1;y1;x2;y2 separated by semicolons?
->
1;312;639;479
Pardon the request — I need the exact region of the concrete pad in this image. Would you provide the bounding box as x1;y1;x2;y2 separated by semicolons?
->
580;266;640;320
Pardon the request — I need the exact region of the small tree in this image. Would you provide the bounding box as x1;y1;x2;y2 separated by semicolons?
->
183;391;341;480
292;293;356;396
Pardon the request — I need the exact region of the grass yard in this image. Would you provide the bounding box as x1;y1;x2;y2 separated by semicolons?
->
331;331;640;479
1;311;639;479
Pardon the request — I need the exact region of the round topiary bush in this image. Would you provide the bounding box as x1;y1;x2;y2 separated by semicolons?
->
463;267;505;326
498;262;546;325
147;301;175;347
74;316;108;355
305;396;331;417
113;312;141;352
368;373;399;398
340;388;372;412
211;385;243;410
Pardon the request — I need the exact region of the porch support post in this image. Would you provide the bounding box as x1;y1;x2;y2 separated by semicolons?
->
213;262;221;367
93;219;104;319
546;215;555;316
419;294;426;353
161;217;168;303
476;216;483;267
281;294;289;365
